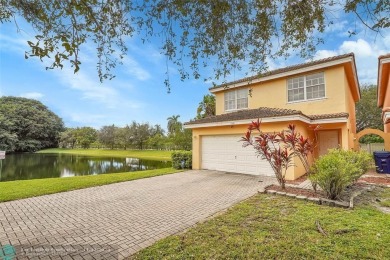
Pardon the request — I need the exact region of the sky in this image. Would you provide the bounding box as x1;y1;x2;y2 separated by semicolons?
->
0;8;389;130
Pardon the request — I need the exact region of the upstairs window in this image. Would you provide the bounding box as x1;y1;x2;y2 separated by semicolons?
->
287;72;325;102
224;89;248;111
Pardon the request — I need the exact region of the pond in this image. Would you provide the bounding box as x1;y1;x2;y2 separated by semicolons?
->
0;153;171;182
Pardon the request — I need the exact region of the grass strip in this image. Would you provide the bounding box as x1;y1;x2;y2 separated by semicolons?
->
37;148;173;161
0;168;179;202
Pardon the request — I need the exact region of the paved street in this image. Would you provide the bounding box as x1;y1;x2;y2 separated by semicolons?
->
0;170;275;259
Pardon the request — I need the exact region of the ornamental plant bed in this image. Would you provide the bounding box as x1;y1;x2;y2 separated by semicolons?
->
266;184;325;198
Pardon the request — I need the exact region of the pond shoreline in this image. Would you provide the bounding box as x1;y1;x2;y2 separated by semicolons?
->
0;168;180;202
0;151;172;182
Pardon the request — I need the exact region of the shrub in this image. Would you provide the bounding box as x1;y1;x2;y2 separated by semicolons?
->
241;120;313;189
310;149;371;200
171;151;192;169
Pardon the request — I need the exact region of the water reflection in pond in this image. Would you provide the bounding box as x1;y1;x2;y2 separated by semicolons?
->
0;153;171;182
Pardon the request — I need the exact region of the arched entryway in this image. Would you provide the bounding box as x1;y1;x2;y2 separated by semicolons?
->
354;128;390;151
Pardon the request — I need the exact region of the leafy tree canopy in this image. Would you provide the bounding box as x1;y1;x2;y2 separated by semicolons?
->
356;84;383;132
2;1;388;90
0;96;64;152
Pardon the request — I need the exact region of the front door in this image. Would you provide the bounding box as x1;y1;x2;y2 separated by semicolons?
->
318;130;339;156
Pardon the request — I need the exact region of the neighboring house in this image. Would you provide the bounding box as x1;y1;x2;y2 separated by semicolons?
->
184;53;360;180
377;54;390;133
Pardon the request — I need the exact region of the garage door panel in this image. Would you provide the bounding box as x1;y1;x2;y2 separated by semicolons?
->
201;135;274;176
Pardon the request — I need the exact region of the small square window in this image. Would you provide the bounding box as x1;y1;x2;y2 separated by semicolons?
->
224;89;248;111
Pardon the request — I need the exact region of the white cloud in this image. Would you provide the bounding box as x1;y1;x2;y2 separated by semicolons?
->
324;20;348;34
313;50;338;60
0;32;29;54
312;34;390;84
20;92;44;100
339;39;375;57
122;56;151;81
68;113;107;128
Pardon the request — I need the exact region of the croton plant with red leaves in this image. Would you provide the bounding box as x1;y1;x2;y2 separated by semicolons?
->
241;119;314;189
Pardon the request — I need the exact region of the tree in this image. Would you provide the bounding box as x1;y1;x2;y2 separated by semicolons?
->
129;122;153;150
146;134;166;150
356;85;383;132
115;127;129;150
75;127;97;149
98;125;117;149
150;124;165;137
59;128;77;148
167;115;182;137
0;114;18;151
196;94;216;119
2;1;388;89
172;129;192;151
0;96;64;152
146;124;167;150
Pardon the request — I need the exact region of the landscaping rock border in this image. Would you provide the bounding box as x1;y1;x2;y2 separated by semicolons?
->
265;188;350;209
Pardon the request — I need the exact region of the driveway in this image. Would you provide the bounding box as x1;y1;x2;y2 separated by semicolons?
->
0;170;275;259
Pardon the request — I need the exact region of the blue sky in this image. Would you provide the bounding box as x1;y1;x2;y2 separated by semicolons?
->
0;12;389;130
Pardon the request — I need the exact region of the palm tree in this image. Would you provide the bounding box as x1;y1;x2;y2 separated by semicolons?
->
196;94;215;119
152;124;165;136
167;115;182;136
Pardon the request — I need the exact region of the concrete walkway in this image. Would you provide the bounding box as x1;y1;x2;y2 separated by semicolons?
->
0;170;276;259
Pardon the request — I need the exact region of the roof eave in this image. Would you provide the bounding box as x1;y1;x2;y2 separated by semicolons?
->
209;56;355;93
183;115;348;129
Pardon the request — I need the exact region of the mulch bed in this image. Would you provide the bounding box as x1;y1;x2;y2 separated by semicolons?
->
266;184;325;198
359;177;390;185
285;174;308;185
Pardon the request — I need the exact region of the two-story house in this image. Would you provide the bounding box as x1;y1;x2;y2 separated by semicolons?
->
377;54;390;132
184;53;360;180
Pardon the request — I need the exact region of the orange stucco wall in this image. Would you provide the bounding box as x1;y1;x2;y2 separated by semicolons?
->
191;121;347;180
215;66;349;116
379;61;390;132
344;70;358;149
385;123;390;133
383;75;390;108
194;64;358;180
383;73;390;133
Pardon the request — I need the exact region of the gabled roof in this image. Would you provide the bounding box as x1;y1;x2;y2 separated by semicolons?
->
184;107;349;128
209;53;360;101
377;53;390;108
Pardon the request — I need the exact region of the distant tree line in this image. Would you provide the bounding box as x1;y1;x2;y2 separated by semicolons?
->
0;95;216;153
59;116;192;150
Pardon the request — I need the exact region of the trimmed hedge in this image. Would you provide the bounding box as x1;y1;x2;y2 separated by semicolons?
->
172;151;192;169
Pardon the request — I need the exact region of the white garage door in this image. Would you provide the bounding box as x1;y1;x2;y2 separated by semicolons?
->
201;135;274;176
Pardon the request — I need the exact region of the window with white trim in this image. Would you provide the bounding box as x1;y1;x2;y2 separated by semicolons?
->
287;72;325;102
224;88;248;111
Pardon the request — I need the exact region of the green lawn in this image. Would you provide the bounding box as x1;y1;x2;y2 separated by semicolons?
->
133;193;390;260
380;188;390;207
38;148;173;161
0;168;180;202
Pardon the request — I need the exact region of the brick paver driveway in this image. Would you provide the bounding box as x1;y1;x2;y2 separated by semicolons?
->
0;170;275;259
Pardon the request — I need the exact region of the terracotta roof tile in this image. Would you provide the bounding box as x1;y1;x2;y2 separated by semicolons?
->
184;107;349;126
379;53;390;60
210;53;355;90
307;113;349;120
